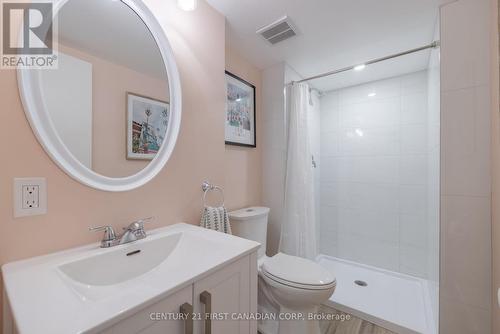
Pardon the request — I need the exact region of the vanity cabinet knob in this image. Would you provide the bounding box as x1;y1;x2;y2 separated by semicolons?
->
180;302;193;334
200;291;212;334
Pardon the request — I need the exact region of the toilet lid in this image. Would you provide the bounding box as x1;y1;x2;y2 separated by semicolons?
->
228;207;270;220
262;253;335;289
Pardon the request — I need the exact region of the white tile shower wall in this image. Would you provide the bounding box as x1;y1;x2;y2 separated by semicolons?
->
440;0;492;332
319;71;432;278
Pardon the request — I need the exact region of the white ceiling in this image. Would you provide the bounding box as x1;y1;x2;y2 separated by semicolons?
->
207;0;450;91
56;0;166;80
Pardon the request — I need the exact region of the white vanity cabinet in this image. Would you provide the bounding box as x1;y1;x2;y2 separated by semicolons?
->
3;224;260;334
99;254;257;334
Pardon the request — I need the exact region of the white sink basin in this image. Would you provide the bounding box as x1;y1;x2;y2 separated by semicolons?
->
59;233;181;286
2;223;260;334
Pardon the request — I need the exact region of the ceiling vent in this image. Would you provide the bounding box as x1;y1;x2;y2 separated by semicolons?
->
257;16;297;45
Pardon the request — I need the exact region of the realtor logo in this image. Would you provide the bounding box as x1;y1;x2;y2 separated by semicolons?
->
1;0;57;68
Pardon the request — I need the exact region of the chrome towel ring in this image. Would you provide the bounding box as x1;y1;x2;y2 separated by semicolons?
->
202;181;225;207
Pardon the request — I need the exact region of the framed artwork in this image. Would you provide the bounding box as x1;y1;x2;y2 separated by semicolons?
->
127;93;169;160
225;71;256;147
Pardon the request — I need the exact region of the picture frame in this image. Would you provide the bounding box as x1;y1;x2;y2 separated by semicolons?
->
126;92;170;160
224;71;256;147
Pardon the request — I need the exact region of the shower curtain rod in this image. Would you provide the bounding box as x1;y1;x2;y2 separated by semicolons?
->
289;41;440;85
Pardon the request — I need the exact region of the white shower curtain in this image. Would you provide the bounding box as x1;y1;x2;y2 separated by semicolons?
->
279;82;317;260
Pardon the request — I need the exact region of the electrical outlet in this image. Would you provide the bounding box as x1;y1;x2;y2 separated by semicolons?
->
14;178;47;217
22;185;39;209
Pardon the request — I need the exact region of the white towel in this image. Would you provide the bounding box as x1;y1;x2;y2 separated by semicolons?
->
200;206;232;234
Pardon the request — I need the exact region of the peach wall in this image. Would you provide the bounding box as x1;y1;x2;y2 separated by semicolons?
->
224;47;262;210
0;0;259;330
59;44;169;177
492;0;500;332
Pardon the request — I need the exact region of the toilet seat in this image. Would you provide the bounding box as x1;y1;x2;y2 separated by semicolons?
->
262;270;337;290
261;253;336;290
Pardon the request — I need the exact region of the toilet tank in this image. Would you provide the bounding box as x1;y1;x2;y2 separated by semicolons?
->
228;207;270;259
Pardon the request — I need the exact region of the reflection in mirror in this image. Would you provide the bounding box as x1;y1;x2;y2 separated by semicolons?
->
38;0;169;178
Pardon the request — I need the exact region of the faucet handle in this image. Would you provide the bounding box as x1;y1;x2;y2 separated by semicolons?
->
124;217;154;231
122;217;153;242
137;216;154;224
89;225;117;243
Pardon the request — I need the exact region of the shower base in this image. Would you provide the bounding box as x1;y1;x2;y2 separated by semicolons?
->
316;255;437;334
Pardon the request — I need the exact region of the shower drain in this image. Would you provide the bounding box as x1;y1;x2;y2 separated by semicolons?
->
354;280;368;287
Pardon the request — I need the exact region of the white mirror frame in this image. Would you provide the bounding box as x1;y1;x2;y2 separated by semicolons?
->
18;0;182;192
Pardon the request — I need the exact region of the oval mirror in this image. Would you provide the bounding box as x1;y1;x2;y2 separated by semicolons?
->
18;0;181;191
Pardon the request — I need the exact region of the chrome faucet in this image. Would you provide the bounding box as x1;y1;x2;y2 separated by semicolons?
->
89;217;153;248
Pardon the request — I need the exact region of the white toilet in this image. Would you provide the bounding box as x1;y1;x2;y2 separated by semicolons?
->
229;207;336;334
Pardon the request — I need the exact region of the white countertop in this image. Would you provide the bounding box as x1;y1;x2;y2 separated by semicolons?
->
2;223;260;334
